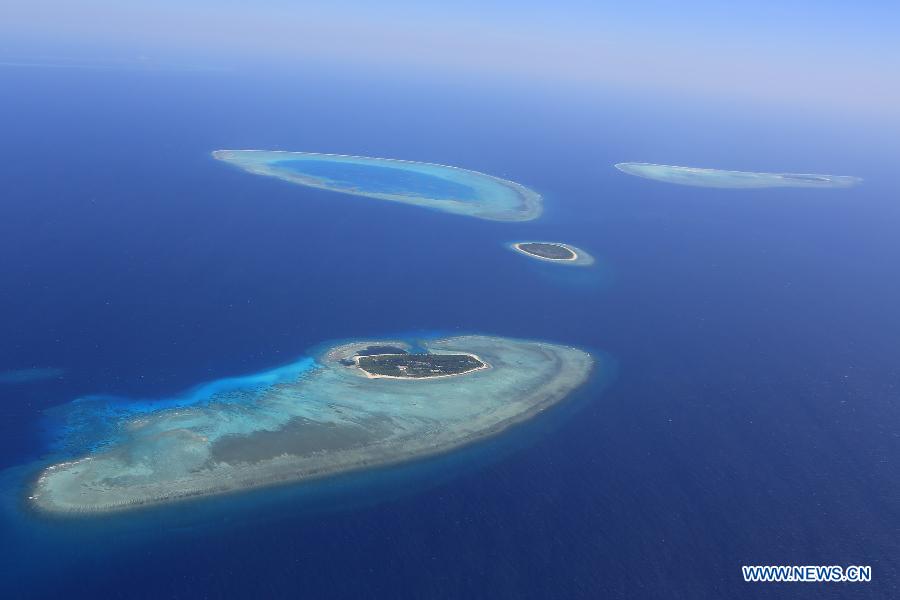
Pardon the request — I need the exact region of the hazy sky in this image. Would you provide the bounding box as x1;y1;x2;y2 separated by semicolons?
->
3;0;899;117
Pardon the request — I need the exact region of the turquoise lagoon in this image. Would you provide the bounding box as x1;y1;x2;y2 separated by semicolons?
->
30;335;592;514
615;162;861;189
213;150;542;221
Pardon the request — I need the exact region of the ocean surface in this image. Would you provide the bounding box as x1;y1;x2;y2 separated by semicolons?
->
1;63;899;599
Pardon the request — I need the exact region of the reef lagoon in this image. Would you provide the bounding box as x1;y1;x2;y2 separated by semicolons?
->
615;162;862;189
213;150;542;221
30;335;592;514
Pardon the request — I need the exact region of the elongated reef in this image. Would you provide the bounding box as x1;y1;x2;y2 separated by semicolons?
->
615;162;861;189
31;335;593;513
214;150;542;221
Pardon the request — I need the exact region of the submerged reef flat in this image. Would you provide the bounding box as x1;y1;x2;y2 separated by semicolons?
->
509;241;595;267
213;150;542;221
615;163;861;189
0;367;64;384
30;336;592;514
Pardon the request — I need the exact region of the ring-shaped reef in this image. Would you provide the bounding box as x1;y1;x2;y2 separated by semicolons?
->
509;241;595;267
214;150;543;221
615;162;861;189
30;335;593;514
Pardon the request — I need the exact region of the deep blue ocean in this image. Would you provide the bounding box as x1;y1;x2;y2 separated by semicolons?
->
1;63;899;599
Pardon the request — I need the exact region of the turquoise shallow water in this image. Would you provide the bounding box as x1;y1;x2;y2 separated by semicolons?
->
213;150;542;221
42;358;316;456
274;159;479;200
30;334;593;513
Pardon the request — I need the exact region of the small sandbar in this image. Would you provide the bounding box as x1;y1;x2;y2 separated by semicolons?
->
509;241;595;267
213;150;543;222
615;162;861;189
30;335;593;514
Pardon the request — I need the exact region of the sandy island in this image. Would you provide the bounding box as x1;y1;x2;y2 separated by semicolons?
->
350;353;490;379
510;241;595;267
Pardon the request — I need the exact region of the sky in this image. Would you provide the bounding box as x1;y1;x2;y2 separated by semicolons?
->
2;0;899;119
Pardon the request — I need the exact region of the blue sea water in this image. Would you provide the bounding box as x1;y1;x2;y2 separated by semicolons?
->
1;63;899;599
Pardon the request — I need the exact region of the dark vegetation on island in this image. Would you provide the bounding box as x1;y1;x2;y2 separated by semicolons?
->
357;345;409;356
356;353;485;378
519;243;575;260
341;345;409;365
